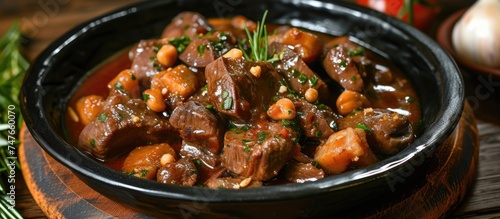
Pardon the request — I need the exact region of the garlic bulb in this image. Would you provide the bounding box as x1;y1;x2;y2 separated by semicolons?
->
452;0;500;68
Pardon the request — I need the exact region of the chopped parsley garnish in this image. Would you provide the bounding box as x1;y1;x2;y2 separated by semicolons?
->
142;93;150;102
130;74;137;80
405;96;415;103
197;44;206;56
292;69;301;78
315;130;323;138
355;123;372;134
244;145;251;153
140;169;149;177
169;35;192;53
98;113;108;122
257;131;267;143
89;139;95;147
298;74;308;85
348;47;365;56
205;104;214;109
350;76;357;82
222;97;233;110
339;60;347;68
241;125;250;132
309;76;319;87
114;82;124;90
194;159;201;166
222;91;229;99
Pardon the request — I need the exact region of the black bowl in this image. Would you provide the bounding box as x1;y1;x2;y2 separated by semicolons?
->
20;0;464;218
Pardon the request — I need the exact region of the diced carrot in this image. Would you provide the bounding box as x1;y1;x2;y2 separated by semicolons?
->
75;95;105;125
314;127;368;174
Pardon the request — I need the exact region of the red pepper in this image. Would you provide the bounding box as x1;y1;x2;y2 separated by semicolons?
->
355;0;440;30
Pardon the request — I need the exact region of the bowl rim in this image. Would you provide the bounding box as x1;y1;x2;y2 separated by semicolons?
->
20;0;465;203
437;8;500;77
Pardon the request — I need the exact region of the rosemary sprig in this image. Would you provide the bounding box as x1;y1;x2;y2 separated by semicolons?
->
0;21;28;219
240;10;279;63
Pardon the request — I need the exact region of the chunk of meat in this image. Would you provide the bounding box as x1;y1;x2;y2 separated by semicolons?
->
157;158;198;186
77;90;180;160
338;108;415;155
271;43;330;101
121;143;176;180
169;101;226;154
314;127;370;174
179;141;220;170
294;99;339;140
281;162;325;183
161;12;211;39
205;57;283;121
179;38;216;68
322;36;365;92
222;122;296;181
129;39;165;89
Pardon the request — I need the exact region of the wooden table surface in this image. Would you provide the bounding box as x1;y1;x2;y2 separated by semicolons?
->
2;0;500;218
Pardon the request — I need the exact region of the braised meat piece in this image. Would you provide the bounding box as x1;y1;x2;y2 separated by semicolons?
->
121;143;176;180
157;158;198;186
222;122;297;181
205;56;283;121
169;101;226;155
77;89;180;160
338;108;415;156
129;39;165;89
161;12;211;39
271;43;330;101
322;36;366;92
179;38;216;68
281;162;325;183
294;99;339;140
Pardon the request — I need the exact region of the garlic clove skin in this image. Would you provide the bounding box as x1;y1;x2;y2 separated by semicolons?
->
452;0;500;68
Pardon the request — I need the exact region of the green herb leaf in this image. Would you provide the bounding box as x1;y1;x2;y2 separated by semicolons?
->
355;123;372;134
239;10;275;62
98;113;108;122
0;21;29;219
169;35;192;53
223;97;233;110
257;131;266;143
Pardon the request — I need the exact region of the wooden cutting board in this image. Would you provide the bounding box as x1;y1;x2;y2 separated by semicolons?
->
19;102;479;218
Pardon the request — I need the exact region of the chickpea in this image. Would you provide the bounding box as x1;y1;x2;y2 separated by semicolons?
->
160;153;175;166
156;44;178;67
304;88;318;103
336;90;370;116
250;66;262;78
223;48;243;59
143;89;167;112
267;98;296;120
